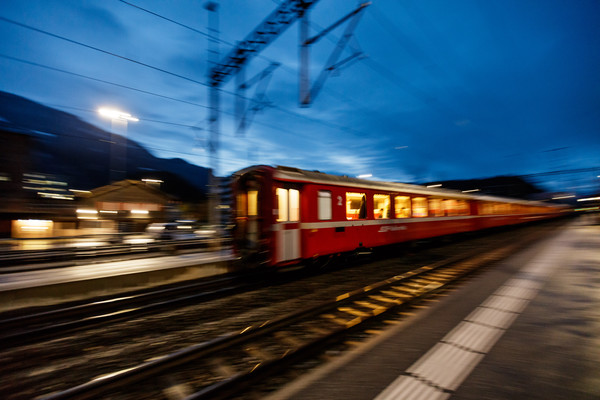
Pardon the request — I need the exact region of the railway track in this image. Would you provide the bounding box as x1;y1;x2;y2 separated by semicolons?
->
0;265;311;350
36;226;551;400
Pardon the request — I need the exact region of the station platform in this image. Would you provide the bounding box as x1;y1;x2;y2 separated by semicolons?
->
0;250;235;312
267;216;600;400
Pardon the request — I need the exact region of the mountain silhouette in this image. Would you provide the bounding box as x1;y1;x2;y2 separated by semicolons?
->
0;91;209;201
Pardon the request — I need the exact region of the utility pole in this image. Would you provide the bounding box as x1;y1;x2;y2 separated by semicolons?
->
205;1;219;226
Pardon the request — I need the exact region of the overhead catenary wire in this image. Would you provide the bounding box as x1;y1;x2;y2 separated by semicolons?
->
0;16;209;88
117;1;458;130
0;53;210;110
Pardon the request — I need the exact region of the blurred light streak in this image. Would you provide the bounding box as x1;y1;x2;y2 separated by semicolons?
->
16;219;52;231
76;209;98;214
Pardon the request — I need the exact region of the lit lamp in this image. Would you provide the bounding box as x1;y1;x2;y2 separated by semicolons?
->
98;108;139;122
98;107;138;182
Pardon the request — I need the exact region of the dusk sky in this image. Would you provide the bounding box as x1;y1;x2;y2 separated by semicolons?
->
1;0;599;194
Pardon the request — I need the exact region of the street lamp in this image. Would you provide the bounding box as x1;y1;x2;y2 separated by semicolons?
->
98;107;139;122
98;107;138;183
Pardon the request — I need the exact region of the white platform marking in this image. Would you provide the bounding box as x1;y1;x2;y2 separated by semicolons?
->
375;227;575;399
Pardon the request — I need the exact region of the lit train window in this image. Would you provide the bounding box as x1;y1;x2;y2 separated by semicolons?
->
412;197;428;217
346;192;366;220
248;190;258;216
457;200;470;215
236;194;247;217
289;189;299;222
374;194;390;219
428;198;443;217
395;196;411;218
276;188;300;222
276;188;288;221
443;199;456;216
318;191;332;220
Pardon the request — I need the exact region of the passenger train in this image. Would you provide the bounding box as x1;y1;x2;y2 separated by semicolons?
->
231;165;566;266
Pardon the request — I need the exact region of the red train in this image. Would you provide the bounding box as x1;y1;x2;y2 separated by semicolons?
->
231;165;566;266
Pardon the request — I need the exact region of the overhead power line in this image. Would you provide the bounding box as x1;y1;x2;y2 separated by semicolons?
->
0;14;374;140
0;53;210;109
0;15;209;87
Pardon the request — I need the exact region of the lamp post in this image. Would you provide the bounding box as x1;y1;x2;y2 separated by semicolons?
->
98;108;138;183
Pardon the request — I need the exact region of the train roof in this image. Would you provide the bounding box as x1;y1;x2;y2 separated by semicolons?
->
270;165;562;209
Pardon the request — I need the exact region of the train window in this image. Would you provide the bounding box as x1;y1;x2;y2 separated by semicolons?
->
374;194;390;219
318;191;332;220
457;200;470;215
276;188;300;222
248;190;258;216
289;189;300;222
428;198;443;217
346;192;366;220
276;188;288;221
443;199;457;216
412;197;428;217
395;196;411;218
480;202;492;215
236;194;247;217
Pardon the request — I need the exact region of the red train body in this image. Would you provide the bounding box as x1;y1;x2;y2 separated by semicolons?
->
231;165;565;266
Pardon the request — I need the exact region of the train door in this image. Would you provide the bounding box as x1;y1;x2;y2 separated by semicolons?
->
234;178;262;260
275;186;301;263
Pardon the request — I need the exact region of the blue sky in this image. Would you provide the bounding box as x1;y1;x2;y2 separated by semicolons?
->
0;0;599;194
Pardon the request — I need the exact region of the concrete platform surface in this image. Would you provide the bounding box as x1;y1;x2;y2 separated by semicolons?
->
0;250;234;311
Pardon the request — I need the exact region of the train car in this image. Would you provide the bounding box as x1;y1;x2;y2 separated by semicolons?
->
231;165;566;266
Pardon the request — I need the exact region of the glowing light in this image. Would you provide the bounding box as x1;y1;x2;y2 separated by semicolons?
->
76;209;98;214
16;219;52;231
577;197;600;202
552;195;575;200
98;107;139;122
131;210;149;214
142;179;163;183
462;189;480;193
357;174;372;179
99;210;118;214
124;237;153;244
427;184;442;188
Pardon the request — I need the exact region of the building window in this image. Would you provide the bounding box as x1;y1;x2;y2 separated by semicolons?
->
395;196;411;218
374;194;390;219
412;197;428;217
346;192;366;220
318;191;332;220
